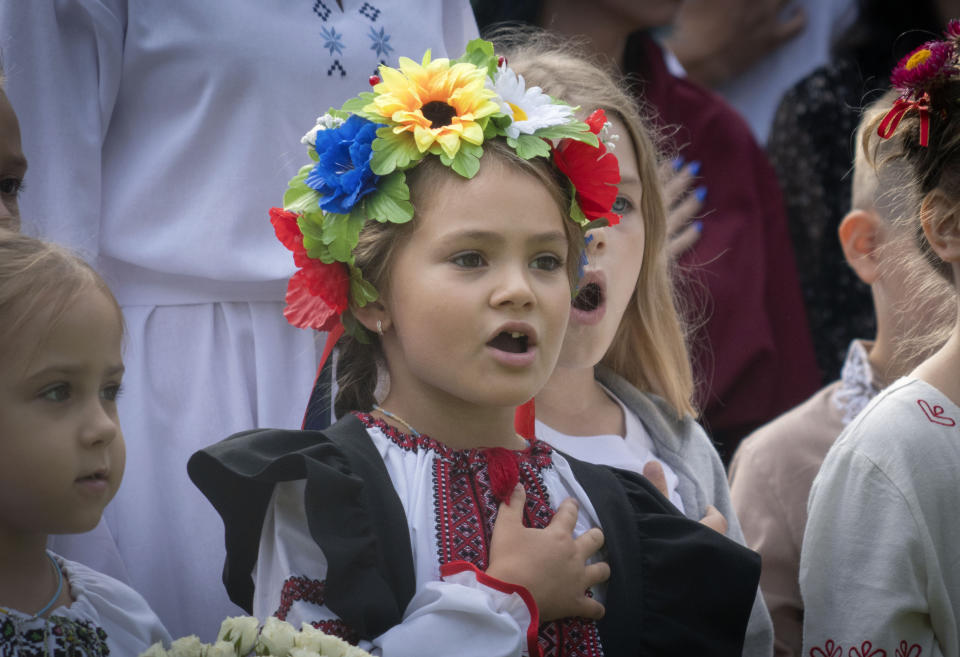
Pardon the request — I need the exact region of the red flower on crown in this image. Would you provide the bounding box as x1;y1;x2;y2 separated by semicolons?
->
270;207;349;332
552;109;622;226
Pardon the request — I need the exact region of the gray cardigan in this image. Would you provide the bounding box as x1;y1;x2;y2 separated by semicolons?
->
595;366;774;657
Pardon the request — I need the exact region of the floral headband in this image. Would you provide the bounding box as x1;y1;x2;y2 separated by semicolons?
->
878;19;960;147
270;39;621;346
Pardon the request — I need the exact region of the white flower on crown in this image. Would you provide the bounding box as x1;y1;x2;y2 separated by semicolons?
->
598;120;620;151
301;114;347;146
487;65;574;139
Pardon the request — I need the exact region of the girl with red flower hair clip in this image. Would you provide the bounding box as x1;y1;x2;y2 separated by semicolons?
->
189;39;760;657
800;21;960;655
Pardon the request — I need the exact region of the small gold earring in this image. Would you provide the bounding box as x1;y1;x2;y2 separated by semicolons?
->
376;319;384;337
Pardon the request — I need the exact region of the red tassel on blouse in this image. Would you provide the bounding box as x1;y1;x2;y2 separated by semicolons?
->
485;447;520;505
514;399;536;440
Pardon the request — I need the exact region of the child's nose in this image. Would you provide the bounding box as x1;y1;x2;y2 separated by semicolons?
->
585;228;606;256
491;264;536;309
80;400;121;447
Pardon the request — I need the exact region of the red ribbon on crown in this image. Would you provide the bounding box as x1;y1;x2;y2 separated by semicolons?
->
878;93;931;147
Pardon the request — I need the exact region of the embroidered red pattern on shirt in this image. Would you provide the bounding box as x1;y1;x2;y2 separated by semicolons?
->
357;413;604;656
808;639;922;657
275;575;359;644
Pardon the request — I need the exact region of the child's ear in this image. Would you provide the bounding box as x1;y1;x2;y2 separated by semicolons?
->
839;208;882;284
920;189;960;264
352;300;392;335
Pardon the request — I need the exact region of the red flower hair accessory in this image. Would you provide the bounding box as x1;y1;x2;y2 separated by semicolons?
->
552;109;622;227
880;31;960;147
270;208;349;332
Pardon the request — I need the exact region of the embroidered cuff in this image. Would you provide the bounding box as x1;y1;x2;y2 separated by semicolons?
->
439;561;540;657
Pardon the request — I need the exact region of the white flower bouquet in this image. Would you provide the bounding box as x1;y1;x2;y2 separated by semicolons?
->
140;616;374;657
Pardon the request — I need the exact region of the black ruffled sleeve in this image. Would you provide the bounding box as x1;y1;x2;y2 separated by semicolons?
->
186;414;414;640
565;456;761;656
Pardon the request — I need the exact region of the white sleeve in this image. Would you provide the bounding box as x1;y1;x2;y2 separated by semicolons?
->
800;443;939;657
0;0;125;256
255;482;538;657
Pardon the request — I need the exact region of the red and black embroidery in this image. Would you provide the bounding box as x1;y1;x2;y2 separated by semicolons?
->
310;619;360;645
356;412;603;656
275;575;328;622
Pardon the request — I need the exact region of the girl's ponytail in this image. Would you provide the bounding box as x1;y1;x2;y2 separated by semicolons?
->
334;333;380;417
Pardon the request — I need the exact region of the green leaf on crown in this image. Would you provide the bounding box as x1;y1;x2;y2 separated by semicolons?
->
532;121;600;146
457;38;498;78
371;128;423;176
440;141;483;179
341;92;378;118
341;310;371;343
508;134;551;160
365;171;414;224
486;114;513;139
298;214;332;261
568;183;589;227
321;211;365;263
283;165;319;214
349;266;380;307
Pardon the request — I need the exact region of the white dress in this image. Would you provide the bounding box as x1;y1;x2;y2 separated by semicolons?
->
800;377;960;657
0;0;477;641
0;553;170;657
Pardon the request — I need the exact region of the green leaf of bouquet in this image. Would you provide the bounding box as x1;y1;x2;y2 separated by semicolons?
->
349;266;380;307
371;128;423;176
441;141;483;179
532;121;600;146
508;134;551;160
365;172;414;224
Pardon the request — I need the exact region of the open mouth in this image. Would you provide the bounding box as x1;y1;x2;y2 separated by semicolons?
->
487;331;530;354
572;282;604;312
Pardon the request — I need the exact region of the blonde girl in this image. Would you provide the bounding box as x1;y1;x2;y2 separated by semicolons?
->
0;229;169;655
499;34;775;656
800;22;960;655
190;39;761;657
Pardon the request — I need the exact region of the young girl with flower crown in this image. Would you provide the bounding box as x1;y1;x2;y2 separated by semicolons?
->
799;21;960;656
0;229;170;655
189;40;761;656
495;35;776;657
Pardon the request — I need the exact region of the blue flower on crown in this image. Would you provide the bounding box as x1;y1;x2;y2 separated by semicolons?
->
306;115;381;214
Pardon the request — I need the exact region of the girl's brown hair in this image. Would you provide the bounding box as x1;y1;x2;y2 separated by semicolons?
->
333;138;581;417
494;28;696;418
0;228;123;355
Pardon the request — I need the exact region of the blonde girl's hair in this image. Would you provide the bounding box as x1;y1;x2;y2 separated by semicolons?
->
862;82;960;287
495;28;696;418
333;138;582;418
856;91;957;369
0;228;123;352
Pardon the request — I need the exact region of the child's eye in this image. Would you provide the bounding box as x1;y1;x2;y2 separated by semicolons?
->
531;254;563;271
39;383;70;402
451;252;486;268
611;195;633;214
0;177;24;197
101;383;123;403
